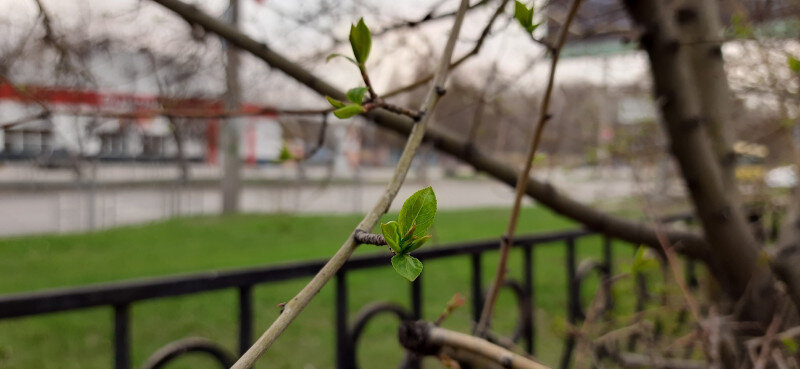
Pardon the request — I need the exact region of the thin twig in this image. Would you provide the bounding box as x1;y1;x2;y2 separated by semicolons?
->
0;73;51;113
474;0;583;337
0;111;50;130
229;2;471;368
359;64;378;101
753;300;791;369
305;0;491;62
364;100;424;121
62;106;329;120
611;351;706;369
303;113;329;160
627;160;702;322
382;0;510;99
771;348;791;369
370;0;489;38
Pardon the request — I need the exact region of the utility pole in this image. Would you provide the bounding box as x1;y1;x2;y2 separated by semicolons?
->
221;0;241;214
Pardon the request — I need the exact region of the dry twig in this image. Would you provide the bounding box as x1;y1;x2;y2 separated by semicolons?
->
475;0;583;337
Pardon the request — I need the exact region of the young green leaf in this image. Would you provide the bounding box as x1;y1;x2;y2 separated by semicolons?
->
788;55;800;73
349;18;372;65
404;234;431;253
346;87;368;104
782;337;799;354
729;13;753;38
326;53;359;66
402;222;417;241
631;246;658;274
514;1;537;33
398;186;437;237
391;253;423;281
279;142;294;162
333;104;364;119
326;96;347;109
381;221;402;253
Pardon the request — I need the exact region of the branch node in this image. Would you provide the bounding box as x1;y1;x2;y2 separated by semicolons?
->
675;7;697;25
398;320;440;355
499;355;513;368
680;117;702;131
435;86;447;96
354;230;387;246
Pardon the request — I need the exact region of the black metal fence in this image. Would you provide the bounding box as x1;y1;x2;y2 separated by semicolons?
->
0;216;695;369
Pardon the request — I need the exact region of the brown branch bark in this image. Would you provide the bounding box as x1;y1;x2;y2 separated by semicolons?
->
399;321;551;369
149;0;711;262
675;0;739;197
623;0;776;322
611;351;706;369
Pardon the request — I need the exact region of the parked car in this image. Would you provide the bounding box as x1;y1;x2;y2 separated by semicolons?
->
766;165;797;188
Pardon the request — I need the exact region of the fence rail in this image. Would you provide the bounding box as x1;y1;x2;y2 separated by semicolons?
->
0;216;694;369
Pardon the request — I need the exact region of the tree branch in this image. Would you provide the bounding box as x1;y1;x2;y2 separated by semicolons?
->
150;0;711;264
307;0;491;61
610;351;706;369
399;321;551;369
224;1;471;367
475;0;582;337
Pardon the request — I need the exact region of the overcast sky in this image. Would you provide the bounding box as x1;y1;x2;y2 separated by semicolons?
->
0;0;652;109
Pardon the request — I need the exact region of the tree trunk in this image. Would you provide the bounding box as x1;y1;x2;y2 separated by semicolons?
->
676;0;739;196
623;0;777;323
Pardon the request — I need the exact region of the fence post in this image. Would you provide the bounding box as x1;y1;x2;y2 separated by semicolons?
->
603;236;613;311
238;285;253;355
471;252;483;323
523;245;535;355
560;237;577;369
114;304;130;369
336;270;354;369
411;275;422;319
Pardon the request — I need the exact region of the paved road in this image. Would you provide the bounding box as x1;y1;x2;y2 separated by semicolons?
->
0;160;681;237
0;165;657;237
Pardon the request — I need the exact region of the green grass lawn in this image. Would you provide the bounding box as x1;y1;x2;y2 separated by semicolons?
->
0;206;642;369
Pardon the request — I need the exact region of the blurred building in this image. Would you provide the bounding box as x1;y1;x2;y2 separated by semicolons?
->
0;83;282;165
0;39;284;166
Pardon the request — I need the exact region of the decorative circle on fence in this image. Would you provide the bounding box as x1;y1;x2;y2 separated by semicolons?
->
140;337;236;369
493;279;530;344
348;302;419;369
573;258;610;320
